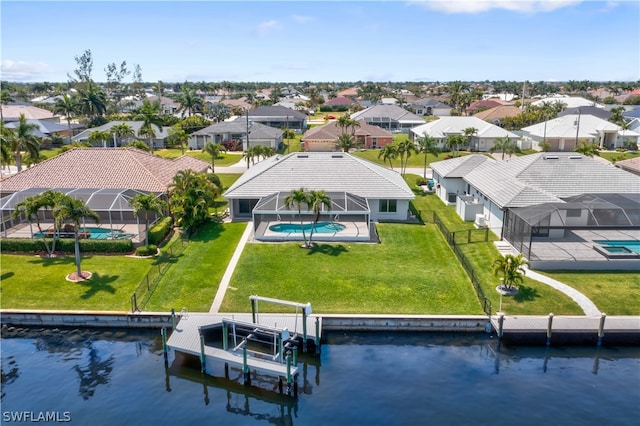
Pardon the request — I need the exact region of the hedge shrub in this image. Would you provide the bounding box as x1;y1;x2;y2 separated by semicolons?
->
1;238;133;254
135;244;158;256
148;217;173;245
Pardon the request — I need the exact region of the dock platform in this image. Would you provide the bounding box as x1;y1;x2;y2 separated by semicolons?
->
166;313;321;379
490;315;640;345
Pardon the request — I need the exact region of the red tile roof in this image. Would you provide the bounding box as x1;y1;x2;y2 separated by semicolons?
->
0;148;210;193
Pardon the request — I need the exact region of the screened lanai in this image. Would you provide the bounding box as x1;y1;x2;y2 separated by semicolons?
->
252;191;373;242
0;188;162;240
503;193;640;268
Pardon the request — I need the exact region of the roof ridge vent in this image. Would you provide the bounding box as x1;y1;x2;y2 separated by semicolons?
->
297;154;308;158
543;155;559;160
568;155;582;159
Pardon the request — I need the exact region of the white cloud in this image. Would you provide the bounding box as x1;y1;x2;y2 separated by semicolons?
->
290;14;314;23
408;0;583;14
256;20;282;36
1;60;51;81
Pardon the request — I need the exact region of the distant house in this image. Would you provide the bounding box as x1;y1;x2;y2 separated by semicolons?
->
409;98;452;117
222;152;415;226
4;119;83;147
473;105;521;126
409;116;518;152
337;88;359;99
247;105;307;133
221;99;252;111
189;119;283;151
72;121;171;148
324;96;357;108
1;104;58;122
531;96;605;109
302;120;393;151
350;105;425;133
521;114;640;151
558;106;611;121
466;99;504;115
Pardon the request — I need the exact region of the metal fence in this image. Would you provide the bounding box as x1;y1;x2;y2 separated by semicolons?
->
421;210;492;316
130;238;189;312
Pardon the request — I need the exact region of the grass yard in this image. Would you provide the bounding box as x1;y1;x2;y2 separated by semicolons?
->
599;151;640;163
154;148;241;166
352;149;469;169
220;223;482;314
539;271;640;315
0;253;155;311
145;222;248;312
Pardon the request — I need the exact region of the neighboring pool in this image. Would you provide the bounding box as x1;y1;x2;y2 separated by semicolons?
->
34;227;133;240
269;222;346;234
594;240;640;254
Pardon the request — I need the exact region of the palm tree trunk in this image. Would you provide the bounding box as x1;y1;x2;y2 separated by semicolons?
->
145;216;150;248
149;136;154;154
298;208;308;248
15;152;22;172
74;233;82;277
66;118;72;144
423;153;428;179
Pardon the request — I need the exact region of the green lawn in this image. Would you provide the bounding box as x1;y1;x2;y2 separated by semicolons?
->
539;271;640;315
599;151;640;163
352;149;470;168
145;222;248;312
221;223;482;314
154;148;241;165
0;253;155;311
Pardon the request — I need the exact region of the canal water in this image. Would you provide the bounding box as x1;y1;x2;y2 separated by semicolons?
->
1;327;639;426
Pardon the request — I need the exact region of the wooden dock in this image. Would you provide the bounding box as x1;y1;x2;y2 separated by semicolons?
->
490;315;640;345
166;313;321;379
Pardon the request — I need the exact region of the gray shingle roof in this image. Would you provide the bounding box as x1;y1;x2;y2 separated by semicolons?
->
248;105;306;119
464;153;640;208
223;152;415;200
350;105;425;124
192;120;282;139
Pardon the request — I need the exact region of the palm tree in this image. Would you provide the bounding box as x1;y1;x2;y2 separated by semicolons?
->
167;127;189;155
285;187;310;248
1;121;13;168
110;123;135;147
416;135;439;178
168;170;217;235
307;190;332;247
13;190;65;257
53;195;100;279
445;134;465;157
10;113;41;172
609;106;625;125
337;115;360;136
130;193;165;248
282;128;295;153
492;253;529;290
0;89;13;122
53;94;78;144
337;133;356;152
177;87;203;117
463;127;478;150
574;141;599;157
490;137;512;160
87;130;112;148
396;138;416;176
76;82;107;119
242;147;254;168
378;144;398;170
134;100;163;153
203;141;226;172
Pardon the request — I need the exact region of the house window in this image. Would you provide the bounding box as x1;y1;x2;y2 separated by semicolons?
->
566;209;581;218
379;199;397;213
238;199;259;215
372;138;377;148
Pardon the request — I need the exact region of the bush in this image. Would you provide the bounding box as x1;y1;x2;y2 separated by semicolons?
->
416;177;428;186
148;217;173;245
135;244;158;256
0;238;133;253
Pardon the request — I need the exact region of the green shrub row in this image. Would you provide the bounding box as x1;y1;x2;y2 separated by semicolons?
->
0;238;133;253
148;217;173;245
135;244;158;256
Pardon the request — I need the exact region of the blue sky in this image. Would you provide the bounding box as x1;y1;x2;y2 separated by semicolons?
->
1;1;638;83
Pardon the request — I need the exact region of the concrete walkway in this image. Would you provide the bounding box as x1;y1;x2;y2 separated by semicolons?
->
209;222;253;313
525;267;601;316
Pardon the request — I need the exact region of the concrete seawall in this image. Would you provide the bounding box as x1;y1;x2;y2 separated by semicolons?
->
0;310;489;333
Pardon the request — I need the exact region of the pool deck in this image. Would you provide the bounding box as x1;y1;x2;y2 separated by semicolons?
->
2;223;143;243
255;220;371;242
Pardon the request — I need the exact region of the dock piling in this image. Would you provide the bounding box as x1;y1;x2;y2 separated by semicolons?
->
546;313;554;346
315;317;321;355
597;313;606;347
199;331;206;373
171;308;176;330
243;346;250;384
286;353;292;395
161;327;168;361
497;312;505;340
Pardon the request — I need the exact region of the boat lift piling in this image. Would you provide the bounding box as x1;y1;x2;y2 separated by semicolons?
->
249;295;314;353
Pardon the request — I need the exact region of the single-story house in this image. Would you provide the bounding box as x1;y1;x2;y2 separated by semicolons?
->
350;105;425;133
409;116;519;152
222;152;415;240
531;96;605;109
473;106;522;126
521;114;640;151
302;120;393;151
558;106;611;121
189;119;283;151
1;104;59;122
466;99;504;115
324;96;357;108
430;153;640;270
409;98;452;116
72;121;171;148
4;119;83;146
247;105;307;133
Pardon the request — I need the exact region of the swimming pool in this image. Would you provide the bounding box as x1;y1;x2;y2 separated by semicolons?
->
269;222;346;234
594;240;640;255
34;227;133;240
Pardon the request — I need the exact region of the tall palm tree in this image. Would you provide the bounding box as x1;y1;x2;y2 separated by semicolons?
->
463;127;478;150
445;134;465;157
378;143;398;170
177;87;204;117
0;89;13;122
53;94;78;144
490;137;512;160
110;123;135;147
53;195;100;279
87;130;112;148
492;253;529;290
337;133;355;152
416;135;439;178
13;190;65;257
203;141;226;172
10;113;41;172
167;127;189;155
130;193;165;248
168;170;217;235
134;100;163;153
1;121;13;168
396;138;416;176
307;190;332;248
285;187;310;248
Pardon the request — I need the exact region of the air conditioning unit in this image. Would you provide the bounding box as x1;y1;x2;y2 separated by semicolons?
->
475;214;486;227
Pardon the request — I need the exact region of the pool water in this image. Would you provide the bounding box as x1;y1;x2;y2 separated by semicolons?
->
269;221;346;234
33;227;132;240
1;328;639;426
594;240;640;254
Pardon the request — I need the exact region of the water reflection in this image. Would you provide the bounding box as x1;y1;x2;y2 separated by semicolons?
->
74;342;115;400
